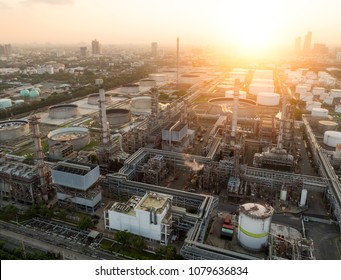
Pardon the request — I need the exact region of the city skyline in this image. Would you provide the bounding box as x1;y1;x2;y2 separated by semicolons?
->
1;0;341;55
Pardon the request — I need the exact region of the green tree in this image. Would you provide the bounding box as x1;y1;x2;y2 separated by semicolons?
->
78;216;93;230
114;230;132;245
131;236;146;251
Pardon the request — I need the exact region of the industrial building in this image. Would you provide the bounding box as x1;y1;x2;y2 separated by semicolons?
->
51;160;102;213
105;192;173;245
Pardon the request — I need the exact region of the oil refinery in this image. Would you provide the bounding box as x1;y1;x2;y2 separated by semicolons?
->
0;61;340;261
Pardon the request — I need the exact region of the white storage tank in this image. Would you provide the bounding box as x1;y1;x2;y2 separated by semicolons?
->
87;93;112;105
311;108;328;117
225;90;247;99
256;92;280;106
149;73;167;83
306;101;321;111
280;189;287;201
312;87;325;96
237;203;274;251
0;98;12;109
249;83;275;96
330;89;341;98
323;131;341;147
299;189;308;207
295;85;308;95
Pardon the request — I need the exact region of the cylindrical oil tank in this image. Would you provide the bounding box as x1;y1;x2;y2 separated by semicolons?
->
106;108;131;126
296;85;308;95
299;189;308;207
330;89;341;98
15;100;25;105
312;87;325;96
225;90;247;99
87;93;112;105
306;101;321;111
149;73;167;83
249;83;275;96
256;92;280;106
49;104;79;119
0;120;29;141
318;120;338;133
0;98;12;109
181;74;201;85
323;131;341;147
47;127;90;150
237;203;274;251
120;84;139;94
311;108;328;117
139;79;156;88
131;96;151;109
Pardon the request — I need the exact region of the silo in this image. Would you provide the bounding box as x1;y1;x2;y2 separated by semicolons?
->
237;203;273;251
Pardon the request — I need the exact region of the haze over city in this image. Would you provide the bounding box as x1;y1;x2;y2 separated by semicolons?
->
1;0;341;54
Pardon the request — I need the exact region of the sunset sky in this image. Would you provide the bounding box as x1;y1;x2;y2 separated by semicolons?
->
1;0;341;53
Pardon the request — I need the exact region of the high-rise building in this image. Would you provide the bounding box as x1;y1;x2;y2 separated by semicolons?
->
80;46;87;57
303;32;312;55
92;39;101;55
0;44;12;57
151;42;158;57
336;51;341;62
295;36;301;54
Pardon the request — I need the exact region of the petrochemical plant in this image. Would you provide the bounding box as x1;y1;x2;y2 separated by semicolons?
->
1;51;341;260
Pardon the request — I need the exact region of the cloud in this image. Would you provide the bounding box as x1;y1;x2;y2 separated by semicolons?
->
22;0;75;5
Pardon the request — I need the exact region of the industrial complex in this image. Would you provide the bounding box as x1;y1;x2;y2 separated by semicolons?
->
1;41;341;260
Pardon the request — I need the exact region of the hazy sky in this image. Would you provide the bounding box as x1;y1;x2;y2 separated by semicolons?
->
1;0;341;52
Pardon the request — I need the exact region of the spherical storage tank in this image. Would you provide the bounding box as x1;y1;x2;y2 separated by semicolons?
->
237;203;274;251
20;89;30;98
0;120;29;141
29;88;40;98
0;98;12;109
47;127;90;150
323;131;341;147
87;93;112;105
256;92;280;106
318;120;338;133
120;84;139;94
131;96;151;110
49;104;79;119
106;108;131;126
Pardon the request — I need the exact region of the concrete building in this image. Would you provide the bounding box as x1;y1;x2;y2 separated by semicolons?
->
92;39;101;56
51;160;102;213
303;32;312;55
80;46;88;57
151;42;158;58
105;192;173;245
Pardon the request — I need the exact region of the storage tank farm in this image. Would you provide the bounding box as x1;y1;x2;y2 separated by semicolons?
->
237;203;274;251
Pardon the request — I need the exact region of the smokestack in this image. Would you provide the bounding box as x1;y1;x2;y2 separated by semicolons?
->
177;37;179;90
231;79;240;138
28;115;48;193
99;88;111;145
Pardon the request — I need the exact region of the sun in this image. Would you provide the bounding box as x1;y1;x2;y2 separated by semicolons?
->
213;1;278;56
